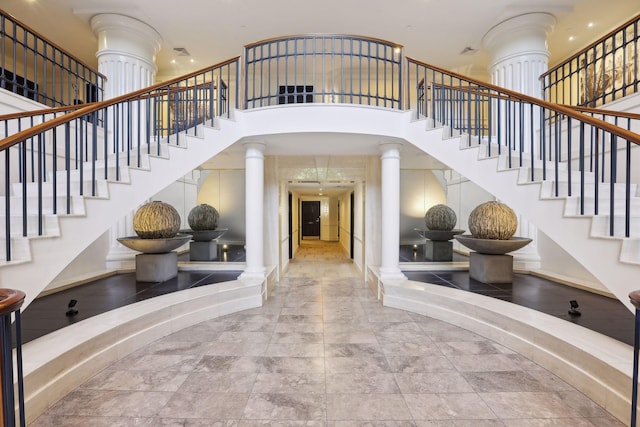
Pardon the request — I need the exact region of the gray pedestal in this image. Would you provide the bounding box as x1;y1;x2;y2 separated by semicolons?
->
135;252;178;282
189;241;219;261
424;240;453;261
469;252;513;284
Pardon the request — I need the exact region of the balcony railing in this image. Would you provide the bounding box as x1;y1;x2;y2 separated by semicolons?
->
0;9;105;108
541;14;640;107
244;35;403;110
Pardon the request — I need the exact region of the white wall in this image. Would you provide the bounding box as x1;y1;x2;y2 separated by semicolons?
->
400;169;447;242
198;169;246;242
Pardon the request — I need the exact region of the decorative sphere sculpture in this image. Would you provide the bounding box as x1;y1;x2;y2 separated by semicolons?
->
188;204;219;230
133;201;181;239
424;204;457;231
468;201;518;240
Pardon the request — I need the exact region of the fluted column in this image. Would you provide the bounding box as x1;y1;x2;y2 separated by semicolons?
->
483;13;553;271
379;142;407;282
90;14;162;98
482;12;555;98
240;142;266;283
95;14;162;268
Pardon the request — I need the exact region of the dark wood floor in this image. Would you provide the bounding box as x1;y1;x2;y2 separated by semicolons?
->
17;245;636;346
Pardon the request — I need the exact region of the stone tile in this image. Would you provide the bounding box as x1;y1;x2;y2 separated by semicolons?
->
385;356;455;373
325;343;384;358
326;394;412;420
265;343;325;357
324;331;379;344
501;420;601;426
436;341;506;356
523;370;575;391
194;356;264;373
325;356;392;373
216;331;273;343
463;370;557;392
271;332;325;344
329;422;416;427
220;321;278;333
258;356;326;373
554;390;609;417
326;372;400;393
446;354;524;372
425;327;486;342
414;421;504;427
252;372;326;394
370;322;424;334
403;393;497;420
206;341;269;356
240;422;325;427
30;415;155;426
47;389;173;417
280;306;324;315
479;392;582;418
179;372;257;393
153;421;239;427
394;372;474;393
108;354;202;372
242;393;326;420
278;314;324;323
81;370;189;392
157;392;249;419
380;341;443;357
275;323;324;333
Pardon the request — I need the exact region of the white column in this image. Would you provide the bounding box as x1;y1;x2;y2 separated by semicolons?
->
95;14;163;269
483;13;553;271
90;14;162;99
379;143;407;282
482;12;556;98
240;142;266;283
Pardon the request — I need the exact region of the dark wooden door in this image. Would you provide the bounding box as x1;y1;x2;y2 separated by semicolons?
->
288;192;293;258
301;201;321;239
350;192;355;259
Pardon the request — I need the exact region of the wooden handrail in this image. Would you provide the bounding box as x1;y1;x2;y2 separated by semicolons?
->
543;13;640;77
244;34;403;50
0;288;25;315
407;56;640;147
0;56;240;152
0;8;106;81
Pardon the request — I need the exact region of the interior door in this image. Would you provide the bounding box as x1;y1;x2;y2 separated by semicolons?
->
301;201;321;239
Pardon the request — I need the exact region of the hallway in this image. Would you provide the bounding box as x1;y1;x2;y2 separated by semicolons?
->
31;242;624;425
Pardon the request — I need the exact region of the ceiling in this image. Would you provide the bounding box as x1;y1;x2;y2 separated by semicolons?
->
3;0;639;196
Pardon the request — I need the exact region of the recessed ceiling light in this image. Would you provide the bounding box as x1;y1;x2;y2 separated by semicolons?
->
588;22;594;28
190;59;195;63
170;59;176;64
568;36;575;42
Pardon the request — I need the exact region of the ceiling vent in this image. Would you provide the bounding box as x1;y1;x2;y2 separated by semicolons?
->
459;46;478;56
173;47;191;56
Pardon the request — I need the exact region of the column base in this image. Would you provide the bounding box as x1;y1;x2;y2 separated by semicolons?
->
378;268;408;283
189;241;218;261
424;240;453;261
135;252;178;282
469;252;513;284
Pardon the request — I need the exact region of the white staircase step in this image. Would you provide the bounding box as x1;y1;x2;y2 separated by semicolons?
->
11;179;110;198
0;237;31;264
564;195;640;217
540;181;637;199
49;163;132;184
1;214;61;237
590;214;640;238
516;165;581;184
0;195;86;216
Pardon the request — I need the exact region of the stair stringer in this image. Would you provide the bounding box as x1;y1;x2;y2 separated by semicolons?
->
0;118;244;309
404;121;639;311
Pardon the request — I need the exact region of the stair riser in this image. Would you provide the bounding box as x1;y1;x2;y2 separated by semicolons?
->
1;215;60;238
591;216;640;238
11;181;109;198
541;182;638;198
564;198;640;217
0;238;31;262
1;197;84;216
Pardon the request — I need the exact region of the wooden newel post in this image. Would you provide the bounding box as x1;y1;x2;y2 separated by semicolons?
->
629;290;640;427
0;289;26;427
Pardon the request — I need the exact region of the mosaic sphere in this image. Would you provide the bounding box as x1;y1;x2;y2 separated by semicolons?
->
133;201;181;239
468;201;518;240
424;204;457;231
188;204;219;230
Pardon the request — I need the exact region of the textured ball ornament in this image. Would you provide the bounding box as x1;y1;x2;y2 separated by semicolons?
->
133;201;181;239
188;204;219;230
424;204;457;231
468;201;518;240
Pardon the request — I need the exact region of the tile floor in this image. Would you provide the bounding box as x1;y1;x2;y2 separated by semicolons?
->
30;241;626;426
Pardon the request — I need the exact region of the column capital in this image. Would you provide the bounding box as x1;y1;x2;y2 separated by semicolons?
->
243;141;266;152
90;14;162;65
482;12;556;68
